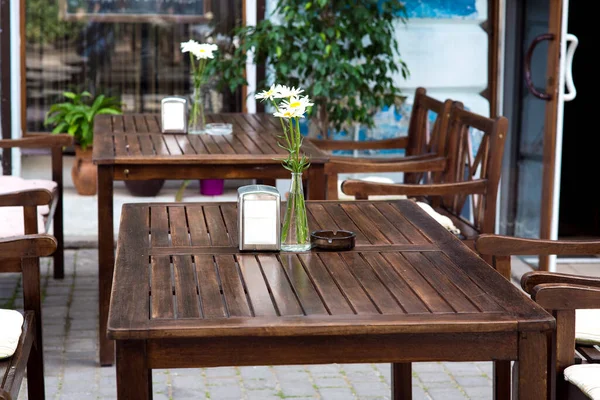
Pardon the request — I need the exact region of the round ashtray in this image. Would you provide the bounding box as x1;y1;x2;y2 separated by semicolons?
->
205;122;233;135
310;230;356;251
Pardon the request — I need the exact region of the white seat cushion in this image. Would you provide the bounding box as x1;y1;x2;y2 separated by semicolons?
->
0;206;46;237
0;176;56;215
564;364;600;399
0;309;24;359
415;201;461;235
576;309;600;345
338;176;408;201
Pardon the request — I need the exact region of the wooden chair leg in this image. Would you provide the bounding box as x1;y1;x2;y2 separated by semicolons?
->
53;196;64;279
494;361;511;400
52;145;65;279
392;362;412;400
22;257;45;400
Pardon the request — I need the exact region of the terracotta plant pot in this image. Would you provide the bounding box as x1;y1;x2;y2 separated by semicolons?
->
71;146;97;196
124;180;165;197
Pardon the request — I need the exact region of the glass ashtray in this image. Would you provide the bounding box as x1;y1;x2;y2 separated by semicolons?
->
205;123;233;135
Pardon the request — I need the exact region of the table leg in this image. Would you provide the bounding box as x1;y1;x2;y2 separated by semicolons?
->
494;361;511;400
116;341;152;400
392;362;412;400
98;165;115;366
307;164;326;200
516;331;548;400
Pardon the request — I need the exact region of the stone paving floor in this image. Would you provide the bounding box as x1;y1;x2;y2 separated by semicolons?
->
1;249;494;400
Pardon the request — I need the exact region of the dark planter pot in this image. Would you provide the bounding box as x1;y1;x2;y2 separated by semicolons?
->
124;180;165;197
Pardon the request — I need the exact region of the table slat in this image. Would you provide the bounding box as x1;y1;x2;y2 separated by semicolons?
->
126;135;143;156
258;255;304;316
279;254;329;315
151;256;174;319
163;135;183;155
123;115;136;132
175;135;199;155
341;253;405;314
299;253;354;315
145;115;161;132
403;252;478;313
186;206;211;246
139;134;156;156
173;255;201;318
382;252;454;313
194;255;228;318
237;255;278;317
340;203;392;245
215;255;252;317
150;135;171;156
134;115;149;133
168;207;190;246
361;252;429;313
322;204;368;244
203;206;230;246
151;206;170;247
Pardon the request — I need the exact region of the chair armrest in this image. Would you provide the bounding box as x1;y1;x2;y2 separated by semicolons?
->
476;234;600;257
530;283;600;310
341;179;487;197
0;189;53;207
327;156;446;174
521;271;600;294
0;234;57;258
309;136;409;151
0;134;72;149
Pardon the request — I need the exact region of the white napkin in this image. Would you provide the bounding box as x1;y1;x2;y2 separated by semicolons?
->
0;309;24;359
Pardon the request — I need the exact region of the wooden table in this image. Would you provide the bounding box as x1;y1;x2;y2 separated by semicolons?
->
108;200;554;400
93;113;328;366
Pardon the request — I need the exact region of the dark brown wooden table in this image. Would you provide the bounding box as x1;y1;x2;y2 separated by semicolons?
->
108;200;554;400
93;113;328;366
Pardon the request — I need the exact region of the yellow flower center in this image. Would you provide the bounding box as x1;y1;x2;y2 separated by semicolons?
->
290;101;301;108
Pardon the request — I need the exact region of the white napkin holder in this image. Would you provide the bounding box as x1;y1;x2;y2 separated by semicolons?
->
238;185;280;251
160;97;187;134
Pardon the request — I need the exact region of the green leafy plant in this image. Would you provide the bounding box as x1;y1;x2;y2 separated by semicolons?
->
44;91;123;150
218;0;410;138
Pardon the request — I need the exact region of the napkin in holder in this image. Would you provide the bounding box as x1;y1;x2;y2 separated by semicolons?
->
238;185;281;251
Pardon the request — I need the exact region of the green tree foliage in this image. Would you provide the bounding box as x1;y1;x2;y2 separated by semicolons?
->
218;0;410;137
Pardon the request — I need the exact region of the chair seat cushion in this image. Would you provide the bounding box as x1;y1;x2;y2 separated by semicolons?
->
416;202;460;235
576;309;600;345
0;176;57;215
0;207;46;237
564;364;600;399
0;309;24;359
338;176;408;201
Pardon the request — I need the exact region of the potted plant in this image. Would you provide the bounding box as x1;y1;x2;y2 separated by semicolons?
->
218;0;410;139
44;91;122;195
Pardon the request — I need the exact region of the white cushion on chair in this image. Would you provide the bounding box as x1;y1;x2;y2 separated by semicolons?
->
564;364;600;399
0;309;24;359
0;176;56;215
415;201;461;235
576;309;600;345
338;176;408;200
0;206;46;237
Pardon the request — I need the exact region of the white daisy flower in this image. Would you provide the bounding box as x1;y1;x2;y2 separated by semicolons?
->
181;40;218;59
274;84;304;98
255;84;278;101
281;95;313;113
273;106;305;119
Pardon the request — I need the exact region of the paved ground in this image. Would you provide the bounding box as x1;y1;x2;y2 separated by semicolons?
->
1;249;495;400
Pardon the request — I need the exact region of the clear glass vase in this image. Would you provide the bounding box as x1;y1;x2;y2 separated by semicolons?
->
281;172;311;252
188;85;205;134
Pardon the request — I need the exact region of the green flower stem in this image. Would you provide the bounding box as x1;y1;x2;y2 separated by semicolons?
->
281;173;309;244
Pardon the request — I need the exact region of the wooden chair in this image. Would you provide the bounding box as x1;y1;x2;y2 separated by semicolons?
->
0;234;57;400
475;234;600;400
342;103;509;249
0;134;72;279
308;87;454;199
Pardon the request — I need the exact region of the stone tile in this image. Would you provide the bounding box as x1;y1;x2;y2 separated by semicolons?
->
312;376;349;388
462;385;493;398
319;387;356;399
453;376;491;387
427;388;468;400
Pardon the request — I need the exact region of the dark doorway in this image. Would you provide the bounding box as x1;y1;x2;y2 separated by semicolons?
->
558;3;597;238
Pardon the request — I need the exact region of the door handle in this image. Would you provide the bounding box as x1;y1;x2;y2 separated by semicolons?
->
524;33;555;101
563;33;579;101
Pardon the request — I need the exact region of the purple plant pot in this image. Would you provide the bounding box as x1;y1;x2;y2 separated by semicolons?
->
199;179;225;196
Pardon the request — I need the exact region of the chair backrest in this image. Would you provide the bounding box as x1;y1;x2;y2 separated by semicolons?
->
403;87;453;184
431;104;508;234
475;234;600;399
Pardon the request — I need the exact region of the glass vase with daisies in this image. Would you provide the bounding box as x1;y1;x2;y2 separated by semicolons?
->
180;39;218;134
256;84;313;252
